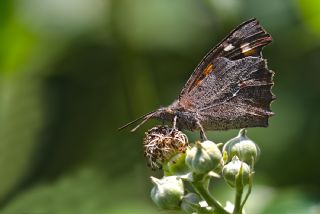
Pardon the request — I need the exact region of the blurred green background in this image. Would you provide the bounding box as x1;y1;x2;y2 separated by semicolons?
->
0;0;320;213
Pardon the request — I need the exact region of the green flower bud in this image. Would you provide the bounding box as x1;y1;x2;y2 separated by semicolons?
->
185;140;222;174
181;193;214;214
163;153;190;176
223;129;260;164
222;156;250;188
180;193;203;214
150;176;184;210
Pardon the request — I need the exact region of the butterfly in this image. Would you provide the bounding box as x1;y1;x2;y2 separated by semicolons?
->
119;18;275;140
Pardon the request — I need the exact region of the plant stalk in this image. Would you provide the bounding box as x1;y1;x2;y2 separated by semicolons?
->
191;181;230;214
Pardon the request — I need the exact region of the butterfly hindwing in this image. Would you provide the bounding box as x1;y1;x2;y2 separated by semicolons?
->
182;56;274;109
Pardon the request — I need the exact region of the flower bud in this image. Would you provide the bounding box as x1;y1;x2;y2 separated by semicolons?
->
180;193;202;214
223;129;260;164
150;176;184;210
163;153;189;176
222;156;250;188
185;140;222;174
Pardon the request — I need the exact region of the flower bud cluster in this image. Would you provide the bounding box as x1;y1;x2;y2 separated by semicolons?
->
221;129;259;188
147;127;260;212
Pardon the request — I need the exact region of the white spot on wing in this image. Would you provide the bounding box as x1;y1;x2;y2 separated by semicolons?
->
240;43;252;53
224;43;235;51
240;43;250;48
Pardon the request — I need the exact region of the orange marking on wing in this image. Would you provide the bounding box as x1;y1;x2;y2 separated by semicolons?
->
194;79;200;87
240;43;258;56
243;48;257;56
196;63;213;85
203;64;213;75
195;64;214;86
188;64;214;93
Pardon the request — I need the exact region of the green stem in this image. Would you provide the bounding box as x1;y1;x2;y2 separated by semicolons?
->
240;157;255;210
233;163;245;214
233;185;243;214
191;181;230;214
240;173;253;209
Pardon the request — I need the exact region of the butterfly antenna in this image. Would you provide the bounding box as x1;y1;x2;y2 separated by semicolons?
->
118;111;156;132
130;116;152;132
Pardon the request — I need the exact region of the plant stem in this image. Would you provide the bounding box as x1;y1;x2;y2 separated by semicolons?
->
233;185;243;214
233;163;245;214
240;173;253;210
191;181;230;214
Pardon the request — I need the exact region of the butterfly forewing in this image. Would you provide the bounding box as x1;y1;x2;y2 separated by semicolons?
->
179;18;272;100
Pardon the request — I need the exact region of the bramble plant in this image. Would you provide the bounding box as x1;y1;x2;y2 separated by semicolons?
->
144;126;260;214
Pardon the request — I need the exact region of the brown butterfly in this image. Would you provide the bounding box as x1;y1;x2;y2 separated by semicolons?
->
119;18;275;139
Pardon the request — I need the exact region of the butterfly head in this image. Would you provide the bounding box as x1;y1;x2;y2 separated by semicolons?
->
118;102;178;132
150;100;180;122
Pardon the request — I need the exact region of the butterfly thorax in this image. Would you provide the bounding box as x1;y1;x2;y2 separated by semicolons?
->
152;100;199;131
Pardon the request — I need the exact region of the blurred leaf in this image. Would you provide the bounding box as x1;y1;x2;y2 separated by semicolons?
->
0;18;37;74
0;75;44;201
206;0;242;19
15;0;109;38
1;167;162;214
113;0;214;52
261;189;319;214
299;0;320;36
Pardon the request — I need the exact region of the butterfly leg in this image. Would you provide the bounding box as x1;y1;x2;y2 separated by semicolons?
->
196;120;207;141
173;115;177;129
169;115;178;135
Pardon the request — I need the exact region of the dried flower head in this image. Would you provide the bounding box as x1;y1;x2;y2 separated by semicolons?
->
144;126;188;169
